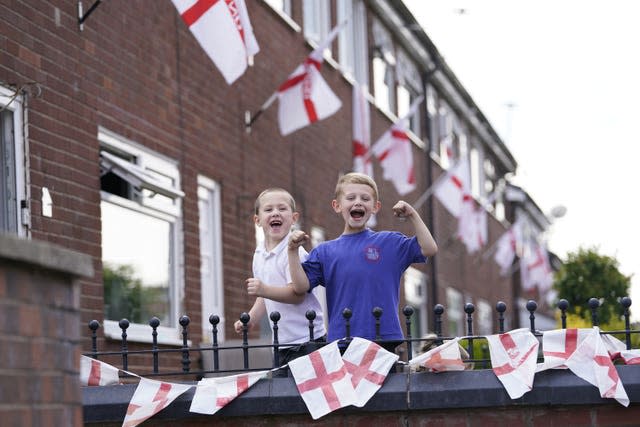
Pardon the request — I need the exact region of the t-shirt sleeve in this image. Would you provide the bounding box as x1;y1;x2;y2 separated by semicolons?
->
301;247;324;289
391;233;426;266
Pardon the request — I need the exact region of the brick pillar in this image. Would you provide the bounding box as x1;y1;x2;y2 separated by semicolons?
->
0;234;93;427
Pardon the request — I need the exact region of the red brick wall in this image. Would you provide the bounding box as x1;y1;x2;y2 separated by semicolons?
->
0;261;83;426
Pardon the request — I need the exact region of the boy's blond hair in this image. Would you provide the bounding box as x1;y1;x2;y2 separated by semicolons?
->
334;172;379;201
254;188;296;215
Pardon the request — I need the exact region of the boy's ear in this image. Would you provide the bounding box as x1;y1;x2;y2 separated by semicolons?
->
331;199;341;213
292;211;299;222
372;200;381;213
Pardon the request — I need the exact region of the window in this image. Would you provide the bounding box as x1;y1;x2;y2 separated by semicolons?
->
337;0;368;85
446;287;463;336
397;86;421;138
198;176;224;342
265;0;291;16
396;50;422;137
0;86;27;236
303;0;330;47
99;128;185;344
404;266;428;353
475;299;493;335
470;146;481;199
372;19;395;113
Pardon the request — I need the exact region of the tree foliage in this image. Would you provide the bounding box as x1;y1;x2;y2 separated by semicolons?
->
554;247;631;325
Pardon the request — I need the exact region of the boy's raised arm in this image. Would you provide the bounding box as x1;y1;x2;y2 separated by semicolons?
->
288;230;312;295
392;200;438;257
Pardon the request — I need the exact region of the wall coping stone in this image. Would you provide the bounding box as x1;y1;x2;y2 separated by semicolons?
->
83;365;640;423
0;233;93;278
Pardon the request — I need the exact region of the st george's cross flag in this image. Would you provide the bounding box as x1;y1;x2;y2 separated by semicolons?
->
537;328;625;372
408;337;466;372
80;355;120;386
537;327;629;405
493;218;524;275
171;0;259;85
122;378;192;427
485;328;539;399
457;195;488;254
433;157;471;217
277;21;346;136
352;84;373;178
520;241;553;292
370;96;423;195
289;341;358;419
189;370;268;415
341;337;399;407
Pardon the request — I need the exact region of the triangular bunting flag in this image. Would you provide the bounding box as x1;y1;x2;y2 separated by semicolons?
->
485;328;539;399
80;355;120;386
341;337;398;407
289;341;358;419
189;370;268;415
121;378;192;427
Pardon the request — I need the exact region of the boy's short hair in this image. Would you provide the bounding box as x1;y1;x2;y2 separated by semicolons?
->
335;172;379;201
254;188;296;214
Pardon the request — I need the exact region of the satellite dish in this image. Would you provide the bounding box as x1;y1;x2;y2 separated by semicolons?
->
549;205;567;219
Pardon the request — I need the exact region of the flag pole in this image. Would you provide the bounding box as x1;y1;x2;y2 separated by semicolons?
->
411;162;454;211
245;92;278;133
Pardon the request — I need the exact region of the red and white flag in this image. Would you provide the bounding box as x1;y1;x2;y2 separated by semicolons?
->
371;96;423;195
486;328;539;399
289;341;357;419
277;21;346;136
80;355;120;386
457;195;487;253
433;158;470;217
544;328;629;406
352;84;373;178
538;328;626;370
494;218;524;275
189;370;268;415
122;378;192;427
520;241;553;292
408;337;466;372
341;337;399;407
171;0;259;85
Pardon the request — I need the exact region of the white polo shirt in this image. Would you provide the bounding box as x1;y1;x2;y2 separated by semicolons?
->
253;235;326;344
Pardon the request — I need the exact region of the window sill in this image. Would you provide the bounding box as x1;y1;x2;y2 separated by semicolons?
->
103;320;191;347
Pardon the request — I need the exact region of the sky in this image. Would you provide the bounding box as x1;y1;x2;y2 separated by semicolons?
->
405;0;640;318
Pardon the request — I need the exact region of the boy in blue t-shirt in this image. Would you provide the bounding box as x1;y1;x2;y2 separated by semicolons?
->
288;172;437;353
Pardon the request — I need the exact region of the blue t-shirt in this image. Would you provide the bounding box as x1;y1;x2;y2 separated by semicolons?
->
301;229;427;342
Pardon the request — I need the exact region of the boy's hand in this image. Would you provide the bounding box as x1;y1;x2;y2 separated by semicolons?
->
288;229;309;250
246;278;264;296
234;319;253;334
392;200;416;219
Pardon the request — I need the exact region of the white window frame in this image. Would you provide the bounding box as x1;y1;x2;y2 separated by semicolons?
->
404;266;428;341
303;0;330;47
198;175;225;342
446;287;464;336
0;86;28;237
99;128;185;345
476;299;493;335
337;0;368;85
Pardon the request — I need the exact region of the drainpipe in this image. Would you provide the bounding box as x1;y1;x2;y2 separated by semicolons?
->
421;63;439;329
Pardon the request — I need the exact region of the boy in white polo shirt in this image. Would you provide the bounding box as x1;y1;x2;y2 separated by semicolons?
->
234;188;326;369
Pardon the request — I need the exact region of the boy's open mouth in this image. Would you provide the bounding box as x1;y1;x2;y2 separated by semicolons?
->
269;219;283;229
350;209;365;219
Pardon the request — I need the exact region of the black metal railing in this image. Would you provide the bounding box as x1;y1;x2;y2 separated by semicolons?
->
83;296;638;378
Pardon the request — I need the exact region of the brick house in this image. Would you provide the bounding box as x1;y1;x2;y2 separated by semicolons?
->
0;0;555;368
